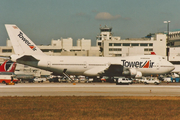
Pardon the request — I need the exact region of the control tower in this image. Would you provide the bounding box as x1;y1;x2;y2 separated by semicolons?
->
96;25;112;46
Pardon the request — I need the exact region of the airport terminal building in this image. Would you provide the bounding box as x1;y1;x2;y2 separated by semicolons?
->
96;26;166;57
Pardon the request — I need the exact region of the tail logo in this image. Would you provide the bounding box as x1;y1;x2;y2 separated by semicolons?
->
18;32;37;51
142;61;150;68
5;61;15;72
0;60;16;72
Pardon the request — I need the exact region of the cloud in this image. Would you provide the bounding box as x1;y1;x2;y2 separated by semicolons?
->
95;12;121;20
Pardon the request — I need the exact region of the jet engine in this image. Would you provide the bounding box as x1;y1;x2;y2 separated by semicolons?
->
122;68;136;76
135;71;142;78
122;68;142;78
129;68;137;76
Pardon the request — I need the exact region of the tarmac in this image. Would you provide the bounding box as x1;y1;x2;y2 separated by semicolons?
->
0;82;180;96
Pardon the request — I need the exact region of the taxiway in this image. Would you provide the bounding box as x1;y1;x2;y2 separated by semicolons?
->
0;82;180;96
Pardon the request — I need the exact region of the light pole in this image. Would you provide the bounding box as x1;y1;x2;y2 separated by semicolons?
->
164;21;170;61
164;21;171;45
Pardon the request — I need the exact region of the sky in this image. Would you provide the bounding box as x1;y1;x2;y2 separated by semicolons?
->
0;0;180;46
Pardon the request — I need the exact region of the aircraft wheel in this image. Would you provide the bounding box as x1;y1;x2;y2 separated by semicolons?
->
2;81;6;84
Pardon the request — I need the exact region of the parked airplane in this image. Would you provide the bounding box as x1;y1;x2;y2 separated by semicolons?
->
0;60;16;74
0;60;18;83
5;24;175;79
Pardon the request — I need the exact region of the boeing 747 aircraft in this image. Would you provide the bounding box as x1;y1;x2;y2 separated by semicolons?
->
5;24;175;79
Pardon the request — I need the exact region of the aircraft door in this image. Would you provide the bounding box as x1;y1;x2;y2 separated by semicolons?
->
157;63;160;70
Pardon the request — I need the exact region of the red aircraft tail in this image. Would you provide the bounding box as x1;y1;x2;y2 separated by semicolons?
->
0;60;16;72
151;52;156;55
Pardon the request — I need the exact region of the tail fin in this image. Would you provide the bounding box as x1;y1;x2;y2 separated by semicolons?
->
0;60;16;72
5;24;45;55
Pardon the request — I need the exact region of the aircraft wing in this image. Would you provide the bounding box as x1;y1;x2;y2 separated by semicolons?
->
84;64;129;76
102;64;140;77
102;64;124;76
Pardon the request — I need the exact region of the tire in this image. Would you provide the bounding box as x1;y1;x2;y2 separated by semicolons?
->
2;81;6;84
154;82;159;85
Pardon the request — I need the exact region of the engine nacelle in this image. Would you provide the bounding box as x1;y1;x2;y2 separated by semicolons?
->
122;68;137;77
129;68;137;76
122;68;142;78
135;71;142;78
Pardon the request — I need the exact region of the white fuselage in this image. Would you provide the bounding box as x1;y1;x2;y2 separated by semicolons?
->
11;54;175;77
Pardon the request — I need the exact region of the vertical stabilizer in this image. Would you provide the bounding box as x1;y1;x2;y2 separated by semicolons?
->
5;24;45;55
151;52;156;55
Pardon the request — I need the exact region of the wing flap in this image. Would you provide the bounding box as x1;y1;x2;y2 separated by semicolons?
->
83;64;125;76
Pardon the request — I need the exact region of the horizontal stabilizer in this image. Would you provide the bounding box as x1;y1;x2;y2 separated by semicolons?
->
17;55;39;62
0;56;11;60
